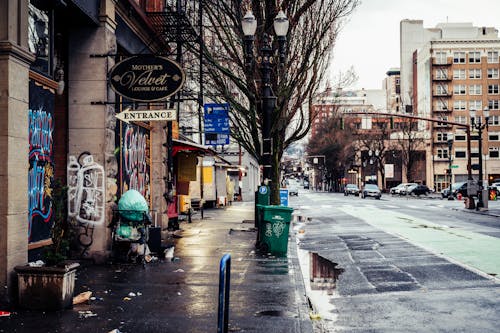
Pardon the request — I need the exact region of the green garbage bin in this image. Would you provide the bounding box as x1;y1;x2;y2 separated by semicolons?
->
259;205;294;255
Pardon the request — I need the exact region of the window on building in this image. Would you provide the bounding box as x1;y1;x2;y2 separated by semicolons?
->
490;147;499;158
435;51;448;64
435;101;448;111
469;85;482;95
469;69;482;79
454;116;467;124
455;150;467;159
454;134;466;141
453;100;467;111
437;149;449;159
488;68;499;79
469;100;482;110
489;133;499;141
453;52;466;63
453;69;466;79
435;69;448;79
436;85;449;95
468;51;481;63
489;115;500;126
487;51;499;63
28;1;52;75
488;84;499;94
453;84;466;95
437;132;451;142
489;100;499;110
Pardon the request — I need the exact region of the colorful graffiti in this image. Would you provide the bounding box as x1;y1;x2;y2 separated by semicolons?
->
122;124;150;204
28;80;55;243
67;154;105;225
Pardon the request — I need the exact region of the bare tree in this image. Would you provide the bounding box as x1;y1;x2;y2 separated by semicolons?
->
193;0;360;203
393;118;426;182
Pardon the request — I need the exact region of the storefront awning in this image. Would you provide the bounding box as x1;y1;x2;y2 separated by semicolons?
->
172;139;215;157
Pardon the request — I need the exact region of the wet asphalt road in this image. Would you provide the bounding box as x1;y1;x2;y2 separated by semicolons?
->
293;191;500;332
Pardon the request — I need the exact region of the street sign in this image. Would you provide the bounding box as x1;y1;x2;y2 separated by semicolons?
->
279;188;289;207
116;109;176;124
451;165;459;168
204;103;230;145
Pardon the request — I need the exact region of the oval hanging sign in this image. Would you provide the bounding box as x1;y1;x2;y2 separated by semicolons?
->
108;55;185;102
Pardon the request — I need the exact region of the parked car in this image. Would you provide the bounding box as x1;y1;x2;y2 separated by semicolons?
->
344;184;360;196
394;183;418;195
442;181;470;198
408;184;431;196
361;184;381;199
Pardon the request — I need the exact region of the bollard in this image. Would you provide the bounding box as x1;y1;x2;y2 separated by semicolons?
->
217;254;231;333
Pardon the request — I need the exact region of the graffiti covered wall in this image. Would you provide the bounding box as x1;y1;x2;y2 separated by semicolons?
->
28;80;55;243
121;123;151;206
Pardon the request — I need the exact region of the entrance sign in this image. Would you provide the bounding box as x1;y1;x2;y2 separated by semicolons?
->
109;56;185;102
116;109;176;124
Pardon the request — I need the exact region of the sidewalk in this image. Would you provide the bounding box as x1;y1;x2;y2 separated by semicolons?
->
0;201;313;333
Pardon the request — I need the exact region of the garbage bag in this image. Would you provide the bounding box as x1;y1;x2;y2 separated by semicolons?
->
118;189;149;221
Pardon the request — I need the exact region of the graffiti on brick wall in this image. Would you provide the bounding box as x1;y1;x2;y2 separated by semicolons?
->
68;153;105;225
28;80;54;243
121;123;151;204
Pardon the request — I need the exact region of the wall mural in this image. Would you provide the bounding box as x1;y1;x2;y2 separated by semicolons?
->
28;80;54;243
67;153;105;225
121;123;151;205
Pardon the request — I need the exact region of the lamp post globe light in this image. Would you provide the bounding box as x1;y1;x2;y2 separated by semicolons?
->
447;132;454;200
470;107;490;210
242;9;289;189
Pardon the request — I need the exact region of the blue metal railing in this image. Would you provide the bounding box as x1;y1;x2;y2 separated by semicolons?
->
217;254;231;333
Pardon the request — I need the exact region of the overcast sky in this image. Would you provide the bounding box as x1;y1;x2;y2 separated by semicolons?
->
329;0;500;90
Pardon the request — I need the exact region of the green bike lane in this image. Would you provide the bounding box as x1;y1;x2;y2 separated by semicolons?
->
339;205;500;278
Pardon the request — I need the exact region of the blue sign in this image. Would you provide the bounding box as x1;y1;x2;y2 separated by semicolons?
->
204;103;230;146
259;186;268;195
279;188;289;207
204;103;230;134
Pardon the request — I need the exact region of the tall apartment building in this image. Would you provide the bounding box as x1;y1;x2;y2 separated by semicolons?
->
401;20;500;191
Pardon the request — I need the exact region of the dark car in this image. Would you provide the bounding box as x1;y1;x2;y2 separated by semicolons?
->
344;184;360;196
361;184;381;199
408;184;431;196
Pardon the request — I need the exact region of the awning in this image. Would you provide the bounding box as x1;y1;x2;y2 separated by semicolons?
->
172;139;215;157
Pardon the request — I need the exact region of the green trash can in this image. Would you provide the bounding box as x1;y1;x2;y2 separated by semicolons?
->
259;205;294;255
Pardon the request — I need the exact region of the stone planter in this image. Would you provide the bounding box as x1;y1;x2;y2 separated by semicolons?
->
14;262;80;310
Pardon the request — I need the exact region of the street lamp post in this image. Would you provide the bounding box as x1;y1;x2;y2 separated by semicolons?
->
470;107;490;210
242;9;289;188
447;132;454;200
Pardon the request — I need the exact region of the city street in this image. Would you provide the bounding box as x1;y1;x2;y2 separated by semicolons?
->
292;189;500;332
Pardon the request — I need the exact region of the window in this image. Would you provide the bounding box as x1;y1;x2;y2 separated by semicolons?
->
488;84;499;94
453;69;466;79
436;85;449;95
453;100;467;111
469;100;482;111
28;2;52;75
469;69;482;79
453;52;466;63
454;116;467;124
489;115;499;126
487;51;499;63
469;85;482;95
455;150;467;159
488;68;499;79
489;147;499;159
468;51;481;63
435;51;448;64
437;132;448;142
437;149;449;159
455;134;466;141
453;84;466;95
435;101;448;111
435;69;448;79
489;100;499;110
489;133;500;141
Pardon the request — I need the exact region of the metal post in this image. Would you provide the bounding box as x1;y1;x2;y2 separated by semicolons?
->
260;34;276;186
477;124;483;209
447;135;454;200
217;254;231;333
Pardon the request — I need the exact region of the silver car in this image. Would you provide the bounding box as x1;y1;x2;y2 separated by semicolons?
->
361;184;381;199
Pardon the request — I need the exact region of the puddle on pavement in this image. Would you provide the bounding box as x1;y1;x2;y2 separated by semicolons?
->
255;310;297;318
309;252;344;294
